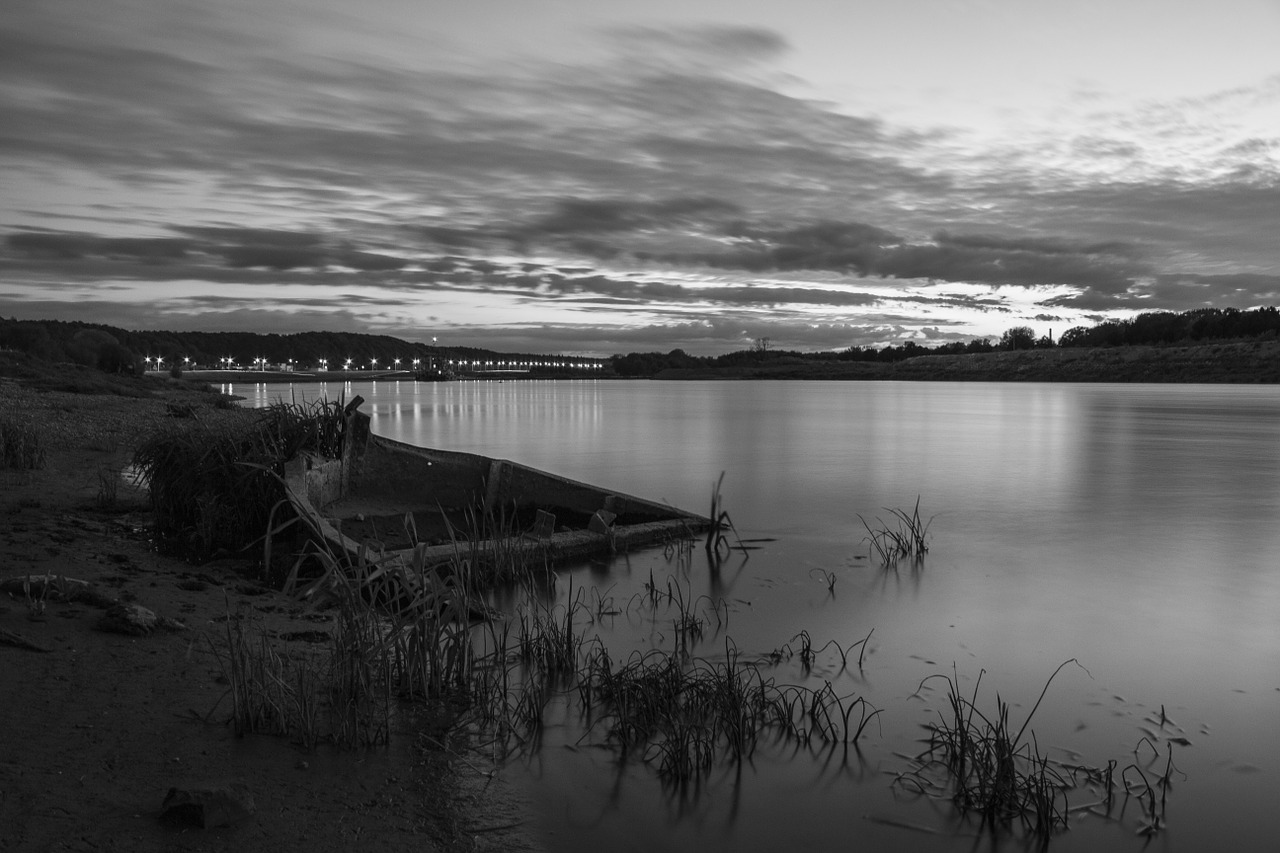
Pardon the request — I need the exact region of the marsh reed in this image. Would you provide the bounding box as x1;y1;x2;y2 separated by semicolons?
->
859;496;932;567
892;659;1183;844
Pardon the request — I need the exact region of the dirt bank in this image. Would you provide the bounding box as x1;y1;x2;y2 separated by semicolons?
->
0;370;537;853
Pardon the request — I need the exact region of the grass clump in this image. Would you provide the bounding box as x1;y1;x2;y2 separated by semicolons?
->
858;496;932;567
1;416;47;469
133;399;347;566
705;471;747;563
894;659;1182;845
465;578;879;792
916;662;1077;841
212;534;485;748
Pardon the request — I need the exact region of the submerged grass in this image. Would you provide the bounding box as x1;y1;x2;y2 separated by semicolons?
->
859;496;932;567
895;659;1182;845
705;471;747;564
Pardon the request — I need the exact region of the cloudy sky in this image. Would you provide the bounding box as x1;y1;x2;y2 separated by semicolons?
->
2;0;1278;355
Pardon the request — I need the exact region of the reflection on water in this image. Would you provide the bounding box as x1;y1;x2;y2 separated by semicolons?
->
245;380;1280;852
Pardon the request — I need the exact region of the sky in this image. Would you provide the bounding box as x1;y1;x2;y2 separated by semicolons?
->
2;0;1278;356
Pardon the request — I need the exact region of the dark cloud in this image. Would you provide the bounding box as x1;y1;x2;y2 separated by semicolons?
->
6;226;409;273
538;274;881;308
179;293;410;310
7;231;192;262
1045;270;1280;313
933;231;1142;259
417;227;481;249
523;197;741;236
871;242;1142;290
171;227;326;247
222;246;327;270
625;219;1146;291
332;250;409;272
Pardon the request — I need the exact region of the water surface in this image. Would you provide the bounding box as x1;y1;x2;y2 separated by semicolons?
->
242;379;1280;851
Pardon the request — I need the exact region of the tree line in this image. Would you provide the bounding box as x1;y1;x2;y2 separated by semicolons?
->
608;307;1280;375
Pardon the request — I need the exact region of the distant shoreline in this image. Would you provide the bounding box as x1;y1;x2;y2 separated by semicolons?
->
179;340;1280;384
651;339;1280;383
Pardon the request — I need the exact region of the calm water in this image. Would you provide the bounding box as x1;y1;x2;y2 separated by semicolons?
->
241;379;1280;852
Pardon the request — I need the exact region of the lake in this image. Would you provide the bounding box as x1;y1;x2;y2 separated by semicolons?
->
239;379;1280;852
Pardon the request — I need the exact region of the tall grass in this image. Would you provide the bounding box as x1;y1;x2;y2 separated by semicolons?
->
858;496;932;567
212;528;485;748
898;660;1119;845
463;575;879;789
705;471;746;563
440;503;553;586
133;399;347;565
1;416;46;469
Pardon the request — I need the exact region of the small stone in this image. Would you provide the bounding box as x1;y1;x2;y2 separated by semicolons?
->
97;603;158;635
161;782;256;828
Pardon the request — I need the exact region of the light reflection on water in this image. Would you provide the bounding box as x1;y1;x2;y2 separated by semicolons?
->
243;379;1280;852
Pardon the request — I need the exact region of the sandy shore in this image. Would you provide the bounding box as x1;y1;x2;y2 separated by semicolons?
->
0;372;537;853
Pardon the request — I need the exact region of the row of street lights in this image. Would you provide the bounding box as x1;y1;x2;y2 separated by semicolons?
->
142;356;191;371
144;356;605;372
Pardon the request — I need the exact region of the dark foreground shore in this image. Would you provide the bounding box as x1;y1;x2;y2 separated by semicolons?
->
0;367;535;853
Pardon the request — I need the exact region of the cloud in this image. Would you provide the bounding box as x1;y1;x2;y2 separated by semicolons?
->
6;227;409;273
521;197;742;236
601;25;790;72
6;231;192;261
624;218;1146;291
2;7;1276;353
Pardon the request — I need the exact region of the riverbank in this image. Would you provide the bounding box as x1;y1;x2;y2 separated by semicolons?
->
0;364;536;853
655;339;1280;382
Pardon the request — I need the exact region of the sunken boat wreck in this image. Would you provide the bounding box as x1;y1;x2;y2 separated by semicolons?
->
284;400;709;574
